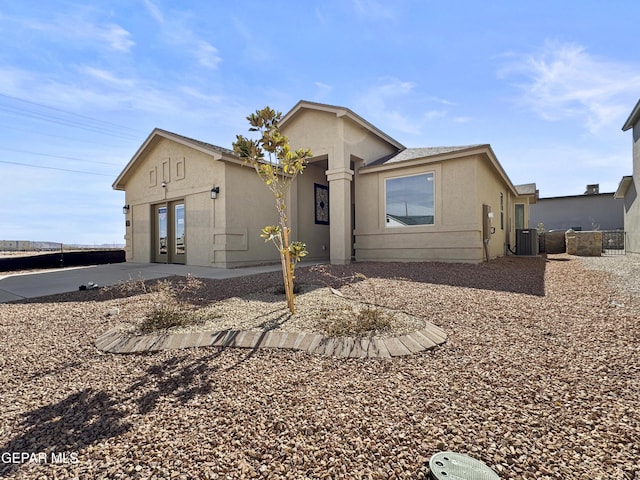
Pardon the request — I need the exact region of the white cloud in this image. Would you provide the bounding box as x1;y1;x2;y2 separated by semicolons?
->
97;23;135;52
500;41;640;133
6;10;135;53
351;0;397;21
141;8;222;70
142;0;164;24
195;41;222;69
454;116;472;124
231;17;273;63
424;110;447;121
78;66;136;88
313;82;332;100
355;78;421;134
354;78;463;136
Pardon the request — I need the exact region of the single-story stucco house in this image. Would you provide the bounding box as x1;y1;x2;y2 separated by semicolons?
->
113;100;537;267
615;98;640;254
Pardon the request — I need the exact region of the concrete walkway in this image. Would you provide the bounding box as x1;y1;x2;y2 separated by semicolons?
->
95;324;447;359
0;261;301;303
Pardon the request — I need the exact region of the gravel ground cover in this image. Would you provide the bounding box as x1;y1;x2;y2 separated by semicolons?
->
111;280;428;339
0;254;638;479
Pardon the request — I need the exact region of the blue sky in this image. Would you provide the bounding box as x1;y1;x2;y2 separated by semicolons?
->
1;0;639;245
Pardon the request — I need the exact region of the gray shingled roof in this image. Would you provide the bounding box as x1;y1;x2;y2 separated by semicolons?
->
367;145;483;166
156;128;236;157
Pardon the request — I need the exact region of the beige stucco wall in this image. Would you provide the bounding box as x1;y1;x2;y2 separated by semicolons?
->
281;108;400;265
121;136;281;268
355;157;489;263
291;162;331;262
218;164;281;267
354;153;527;263
625;124;640;253
281;109;398;167
119;108;531;267
475;156;510;259
123;137;226;264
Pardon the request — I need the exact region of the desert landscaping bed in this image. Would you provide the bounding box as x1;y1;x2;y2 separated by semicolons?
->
0;254;638;479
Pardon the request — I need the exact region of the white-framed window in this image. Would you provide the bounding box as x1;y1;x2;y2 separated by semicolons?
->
515;203;525;230
500;192;504;230
385;172;435;227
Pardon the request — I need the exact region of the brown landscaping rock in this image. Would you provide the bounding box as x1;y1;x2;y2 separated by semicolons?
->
2;255;639;479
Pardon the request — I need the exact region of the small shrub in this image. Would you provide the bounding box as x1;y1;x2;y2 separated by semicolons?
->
136;277;204;334
273;283;302;295
108;274;149;298
139;303;195;334
320;305;393;337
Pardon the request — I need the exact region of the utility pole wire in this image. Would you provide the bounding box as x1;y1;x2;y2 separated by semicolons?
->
0;160;114;176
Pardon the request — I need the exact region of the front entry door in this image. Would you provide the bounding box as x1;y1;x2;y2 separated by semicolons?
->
153;200;186;264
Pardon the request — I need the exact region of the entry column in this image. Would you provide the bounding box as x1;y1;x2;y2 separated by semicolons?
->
326;167;354;265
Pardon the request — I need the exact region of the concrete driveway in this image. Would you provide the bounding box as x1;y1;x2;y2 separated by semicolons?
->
0;262;294;303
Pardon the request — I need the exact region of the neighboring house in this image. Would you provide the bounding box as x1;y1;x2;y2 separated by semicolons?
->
615;98;640;254
113;100;537;267
529;184;624;232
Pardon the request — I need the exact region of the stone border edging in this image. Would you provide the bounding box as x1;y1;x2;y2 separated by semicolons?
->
95;323;447;358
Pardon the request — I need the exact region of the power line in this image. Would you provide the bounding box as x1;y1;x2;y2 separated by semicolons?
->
0;160;114;177
0;122;137;145
0;104;141;141
0;146;122;166
0;92;147;140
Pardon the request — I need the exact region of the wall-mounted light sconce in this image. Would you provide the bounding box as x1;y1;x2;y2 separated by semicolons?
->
211;186;220;199
161;181;167;188
122;205;130;214
487;211;494;220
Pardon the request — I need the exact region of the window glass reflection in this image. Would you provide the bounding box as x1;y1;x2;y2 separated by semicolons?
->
175;204;185;255
385;173;434;227
158;206;167;254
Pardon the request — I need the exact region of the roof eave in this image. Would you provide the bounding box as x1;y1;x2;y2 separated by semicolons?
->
113;128;162;191
359;144;524;197
281;100;405;151
614;175;633;199
360;144;490;173
622;99;640;131
112;128;239;190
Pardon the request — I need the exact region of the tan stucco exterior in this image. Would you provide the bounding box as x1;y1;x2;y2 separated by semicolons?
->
114;130;282;267
618;99;640;254
280;101;403;265
114;101;535;267
354;147;533;263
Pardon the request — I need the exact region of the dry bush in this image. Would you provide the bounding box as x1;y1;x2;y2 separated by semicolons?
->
319;305;394;337
108;274;149;297
122;275;206;334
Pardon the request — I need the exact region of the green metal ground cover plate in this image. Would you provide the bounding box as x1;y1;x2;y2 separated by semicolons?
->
429;452;499;480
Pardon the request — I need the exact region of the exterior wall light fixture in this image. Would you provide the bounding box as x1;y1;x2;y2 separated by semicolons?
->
122;205;130;214
211;186;220;199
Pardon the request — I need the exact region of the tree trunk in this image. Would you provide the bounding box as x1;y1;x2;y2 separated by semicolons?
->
282;227;295;314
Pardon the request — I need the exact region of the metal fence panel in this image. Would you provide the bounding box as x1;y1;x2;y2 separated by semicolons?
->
601;230;626;255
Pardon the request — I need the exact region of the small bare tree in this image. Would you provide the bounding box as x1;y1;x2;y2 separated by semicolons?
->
232;107;312;314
